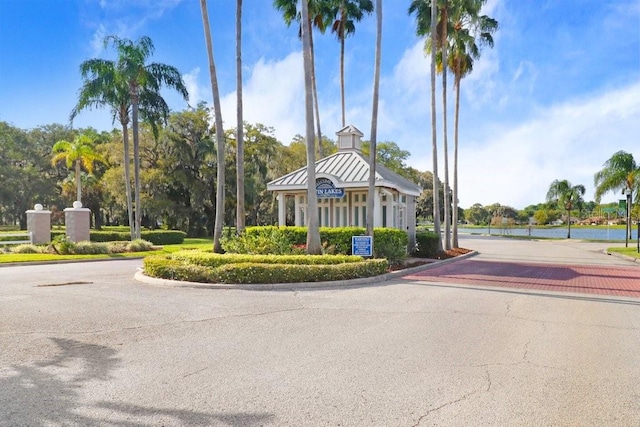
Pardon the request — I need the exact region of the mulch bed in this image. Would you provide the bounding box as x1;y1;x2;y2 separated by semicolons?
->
389;247;472;271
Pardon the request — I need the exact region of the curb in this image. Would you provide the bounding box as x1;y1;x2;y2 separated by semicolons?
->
603;249;640;264
134;250;478;291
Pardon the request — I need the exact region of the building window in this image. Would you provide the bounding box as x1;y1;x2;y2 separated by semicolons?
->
382;206;387;227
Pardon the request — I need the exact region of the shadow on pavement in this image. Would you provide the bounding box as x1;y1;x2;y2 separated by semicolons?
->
1;337;274;426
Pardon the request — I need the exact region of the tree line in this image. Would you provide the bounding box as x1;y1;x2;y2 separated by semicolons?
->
0;115;453;235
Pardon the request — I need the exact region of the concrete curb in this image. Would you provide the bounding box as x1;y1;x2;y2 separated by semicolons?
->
134;250;479;291
603;249;640;264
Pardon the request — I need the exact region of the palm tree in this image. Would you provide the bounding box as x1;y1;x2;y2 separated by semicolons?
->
51;133;105;205
300;0;322;254
366;0;381;240
236;0;246;234
448;1;497;248
594;151;640;244
72;56;136;239
408;0;442;251
546;179;585;239
200;0;227;253
330;0;374;127
76;36;188;239
106;36;188;239
274;0;331;158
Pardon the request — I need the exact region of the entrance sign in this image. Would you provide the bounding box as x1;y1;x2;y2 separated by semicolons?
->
352;235;373;257
316;178;345;198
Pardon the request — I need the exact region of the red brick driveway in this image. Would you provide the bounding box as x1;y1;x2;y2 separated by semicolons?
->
403;258;640;298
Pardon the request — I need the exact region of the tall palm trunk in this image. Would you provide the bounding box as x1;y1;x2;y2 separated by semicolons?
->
200;0;226;253
120;118;135;241
236;0;245;234
301;0;321;254
441;1;451;250
366;0;382;239
452;71;461;248
75;160;82;204
130;88;142;239
308;20;324;158
339;6;346;127
430;0;442;251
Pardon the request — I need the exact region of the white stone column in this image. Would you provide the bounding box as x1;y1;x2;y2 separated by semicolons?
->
374;190;383;227
294;195;301;226
277;194;286;226
26;204;51;244
64;201;91;243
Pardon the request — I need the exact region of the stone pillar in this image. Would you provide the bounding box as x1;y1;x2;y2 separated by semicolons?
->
64;201;91;243
26;204;51;244
277;194;286;226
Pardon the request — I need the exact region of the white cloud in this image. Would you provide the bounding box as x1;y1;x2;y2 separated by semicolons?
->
220;52;305;143
456;81;640;208
183;67;204;107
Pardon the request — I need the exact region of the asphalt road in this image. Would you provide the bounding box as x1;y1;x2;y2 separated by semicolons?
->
1;237;639;426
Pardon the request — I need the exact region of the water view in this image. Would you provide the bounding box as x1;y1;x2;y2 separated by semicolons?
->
458;226;639;241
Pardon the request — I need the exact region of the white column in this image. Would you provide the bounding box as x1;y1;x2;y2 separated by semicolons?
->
294;195;301;226
64;202;91;242
26;204;51;244
374;190;383;227
277;193;286;226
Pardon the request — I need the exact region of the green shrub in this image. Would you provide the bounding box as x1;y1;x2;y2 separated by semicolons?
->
128;239;154;252
412;231;440;258
106;241;129;254
140;231;185;245
231;226;408;263
172;251;363;268
373;228;408;264
144;256;214;283
53;237;76;255
210;259;389;284
51;230;184;245
143;253;389;284
10;244;42;254
320;227;365;254
221;227;295;254
73;241;110;255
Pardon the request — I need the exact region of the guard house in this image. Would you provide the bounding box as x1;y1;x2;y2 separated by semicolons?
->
267;125;423;248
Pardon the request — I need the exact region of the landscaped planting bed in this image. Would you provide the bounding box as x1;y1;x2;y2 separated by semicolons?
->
143;251;389;284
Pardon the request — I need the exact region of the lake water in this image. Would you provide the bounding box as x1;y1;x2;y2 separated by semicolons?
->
457;226;639;241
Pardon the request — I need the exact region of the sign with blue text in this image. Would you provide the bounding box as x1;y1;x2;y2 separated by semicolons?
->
352;235;373;257
316;177;345;198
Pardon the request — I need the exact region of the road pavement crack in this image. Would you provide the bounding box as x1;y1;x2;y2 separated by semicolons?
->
411;390;479;427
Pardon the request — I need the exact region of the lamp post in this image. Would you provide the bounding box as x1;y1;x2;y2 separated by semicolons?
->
624;188;632;248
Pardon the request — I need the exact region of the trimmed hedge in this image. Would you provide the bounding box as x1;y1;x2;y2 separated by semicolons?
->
172;251;363;268
144;256;215;282
51;230;186;245
411;231;441;258
232;226;408;263
143;253;389;284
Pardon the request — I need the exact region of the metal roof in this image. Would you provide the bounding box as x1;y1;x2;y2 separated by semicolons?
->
267;150;423;196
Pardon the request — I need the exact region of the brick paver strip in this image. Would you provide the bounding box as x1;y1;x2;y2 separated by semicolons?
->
403;259;640;298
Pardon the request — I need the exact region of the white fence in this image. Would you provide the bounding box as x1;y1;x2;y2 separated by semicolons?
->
0;232;33;245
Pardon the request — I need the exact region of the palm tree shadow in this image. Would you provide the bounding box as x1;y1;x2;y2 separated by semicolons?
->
1;337;274;426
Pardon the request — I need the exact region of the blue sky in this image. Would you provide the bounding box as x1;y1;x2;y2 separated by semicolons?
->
1;0;639;209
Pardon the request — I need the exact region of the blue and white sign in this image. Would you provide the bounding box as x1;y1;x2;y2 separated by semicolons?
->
352;235;373;257
316;177;345;198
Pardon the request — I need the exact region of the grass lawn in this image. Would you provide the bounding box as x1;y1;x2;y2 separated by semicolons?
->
607;246;640;259
0;238;215;264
